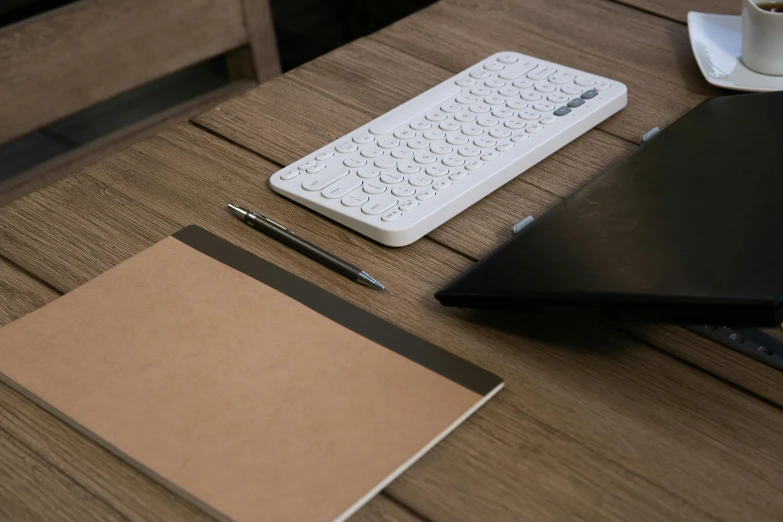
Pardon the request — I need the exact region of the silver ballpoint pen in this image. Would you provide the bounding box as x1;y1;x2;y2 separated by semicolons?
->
227;204;385;290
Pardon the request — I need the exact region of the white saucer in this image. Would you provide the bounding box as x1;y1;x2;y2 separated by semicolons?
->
687;12;783;92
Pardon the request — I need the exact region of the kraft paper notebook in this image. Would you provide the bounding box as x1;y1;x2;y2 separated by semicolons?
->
0;226;503;522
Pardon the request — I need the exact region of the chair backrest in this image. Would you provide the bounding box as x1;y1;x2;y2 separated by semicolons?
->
0;0;279;144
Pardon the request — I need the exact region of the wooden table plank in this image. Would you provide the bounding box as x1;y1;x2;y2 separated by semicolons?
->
369;0;725;144
3;124;783;521
612;0;739;23
192;37;782;406
0;258;59;325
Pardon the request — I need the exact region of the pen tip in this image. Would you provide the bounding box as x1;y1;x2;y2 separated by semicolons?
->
358;272;385;291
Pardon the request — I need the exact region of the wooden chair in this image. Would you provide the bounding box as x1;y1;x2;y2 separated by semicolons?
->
0;0;280;204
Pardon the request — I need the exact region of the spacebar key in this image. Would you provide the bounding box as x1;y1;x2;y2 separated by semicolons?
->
369;84;462;135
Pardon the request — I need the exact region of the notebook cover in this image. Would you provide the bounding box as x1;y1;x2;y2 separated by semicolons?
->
0;226;502;522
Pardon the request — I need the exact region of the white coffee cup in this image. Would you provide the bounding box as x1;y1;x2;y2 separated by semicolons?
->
741;0;783;75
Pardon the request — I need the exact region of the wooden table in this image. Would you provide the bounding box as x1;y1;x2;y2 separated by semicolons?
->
2;0;782;520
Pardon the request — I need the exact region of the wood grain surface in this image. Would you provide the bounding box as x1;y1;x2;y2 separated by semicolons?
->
2;124;783;521
612;0;740;23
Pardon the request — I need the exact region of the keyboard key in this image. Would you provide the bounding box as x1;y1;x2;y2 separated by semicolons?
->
526;123;544;134
506;99;528;110
553;106;571;116
474;137;496;148
316;152;333;161
360;147;384;158
398;162;421;174
353;133;375;144
547;93;569;103
458;146;481;157
344;156;367;168
469;69;491;79
561;85;583;95
480;152;500;161
408;138;430;149
280;170;300;180
535;83;556;93
298;161;316;170
490;128;512;139
505;119;527;129
575;75;596;86
527;65;557;81
382;210;402;222
540;115;557;125
322;175;362;199
409;174;433;187
363;180;387;194
581;89;599;99
302;167;349;191
498;87;520;97
511;133;529;143
462;125;484;136
497;142;515;152
447;134;469;145
595;80;611;91
414;153;437;164
336;143;358;153
423;129;446;140
483;61;504;72
374;158;397;169
430;144;453;155
392;185;416;197
533;101;555;112
439;121;461;132
441;103;461;113
519;110;541;120
521;90;543;101
306;164;326;174
456;77;476;87
410;120;431;130
454;112;476;122
381;172;404;184
426;165;449;177
426;111;448;122
567;98;585;108
469;103;491;113
391;148;414;159
491;108;514;119
362;195;398;215
470;86;492;97
477;116;499;127
377;138;400;149
484;95;505;105
512;78;534;89
456;94;477;104
449;170;468;180
341;192;369;207
394;128;416;140
399;199;419;211
443;155;465;167
485;78;506;88
465;160;485;171
497;53;519;64
498;60;537;80
549;71;576;84
357;167;380;178
433;180;453;190
416;189;436;201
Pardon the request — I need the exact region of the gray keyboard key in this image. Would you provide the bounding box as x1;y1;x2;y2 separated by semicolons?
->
581;89;599;99
567;98;586;108
553;106;571;117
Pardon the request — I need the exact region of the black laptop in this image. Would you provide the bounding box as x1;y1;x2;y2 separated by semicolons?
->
436;91;783;327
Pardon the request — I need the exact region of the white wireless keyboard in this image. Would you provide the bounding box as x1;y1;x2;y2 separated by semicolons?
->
270;51;627;247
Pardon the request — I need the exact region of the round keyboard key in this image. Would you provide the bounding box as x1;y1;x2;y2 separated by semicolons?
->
280;170;300;180
470;86;492;97
512;78;534;89
456;77;477;87
497;142;515;152
477;116;499;127
408;138;430;150
567;98;585;108
362;197;398;216
540;115;557;125
469;103;491;114
458;146;481;157
392;185;415;197
374;158;397;169
344;156;367;168
484;95;505;105
409;174;433;187
535;83;556;93
394;128;416;140
353;133;374;144
461;125;484;136
410;120;431;131
425;111;447;122
505;119;527;129
549;72;576;85
521;90;543;101
315;152;334;161
491;107;514;118
363;181;387;194
377;138;400;149
381;172;404;184
298;160;317;171
485;78;506;88
442;155;465;167
336;142;358;153
497;53;519;64
357;167;380;178
439;121;461;132
341;192;369;207
506;99;528;110
489;128;512;139
382;210;402;222
483;61;504;72
399;199;419;211
441;103;461;113
397;162;420;174
416;189;436;201
430;144;452;155
450;170;468;180
474;137;496;148
594;80;611;91
533;101;555;112
499;87;520;97
526;123;544;134
469;69;491;79
391;148;413;159
456;94;477;104
519;109;542;120
511;133;529;143
423;129;446;141
561;85;583;95
575;75;596;86
446;134;469;145
414;153;437;164
433;180;453;190
465;160;485;171
553;106;572;117
360;146;384;158
426;165;449;177
547;93;569;104
306;164;326;174
581;89;599;99
454;112;476;123
480;151;500;162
